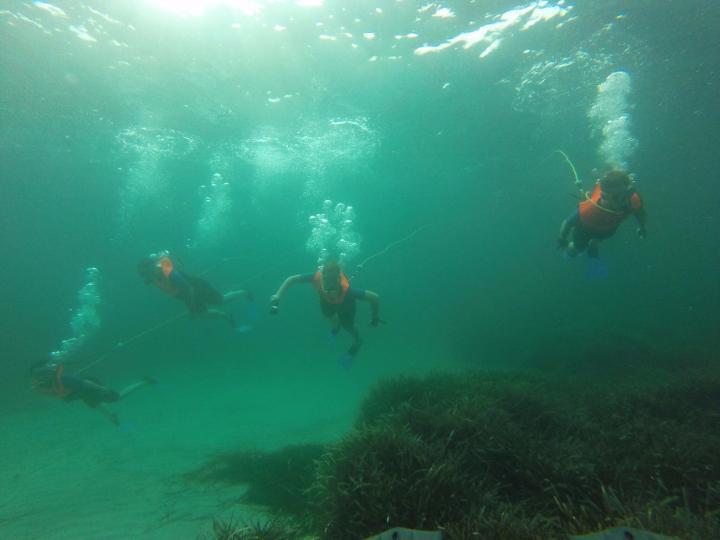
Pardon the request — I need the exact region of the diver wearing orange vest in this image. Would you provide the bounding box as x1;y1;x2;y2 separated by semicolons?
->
558;170;646;258
270;260;381;367
30;363;156;425
137;251;252;329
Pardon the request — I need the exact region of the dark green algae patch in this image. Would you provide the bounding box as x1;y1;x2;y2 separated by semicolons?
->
193;351;720;540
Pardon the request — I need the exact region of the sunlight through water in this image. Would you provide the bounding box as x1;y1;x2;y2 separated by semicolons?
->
147;0;264;17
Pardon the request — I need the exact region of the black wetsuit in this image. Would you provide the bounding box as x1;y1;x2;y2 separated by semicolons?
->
168;270;224;315
57;374;119;408
298;273;365;326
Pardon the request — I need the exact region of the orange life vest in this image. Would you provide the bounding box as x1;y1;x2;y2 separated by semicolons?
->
34;364;70;398
53;364;70;397
578;183;642;234
154;256;179;297
312;270;350;304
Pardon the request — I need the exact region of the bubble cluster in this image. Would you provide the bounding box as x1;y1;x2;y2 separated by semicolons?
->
307;200;361;267
299;118;378;198
190;171;233;250
116;126;197;157
513;20;647;119
50;267;101;362
238;130;296;180
513;49;614;116
115;126;197;238
588;71;638;170
238;117;378;199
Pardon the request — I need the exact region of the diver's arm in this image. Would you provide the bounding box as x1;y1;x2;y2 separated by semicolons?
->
274;274;304;299
634;206;647;238
270;274;304;312
558;219;572;248
81;379;109;393
558;209;579;248
362;290;381;326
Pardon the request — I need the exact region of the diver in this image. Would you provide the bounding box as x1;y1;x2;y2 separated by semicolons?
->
137;251;253;329
558;169;646;259
30;363;156;426
269;260;381;367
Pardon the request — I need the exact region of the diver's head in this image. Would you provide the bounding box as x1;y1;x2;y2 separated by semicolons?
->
600;170;633;197
321;260;342;293
137;255;161;284
29;362;56;387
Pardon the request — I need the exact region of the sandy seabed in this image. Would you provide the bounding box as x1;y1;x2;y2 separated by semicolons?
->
0;348;386;539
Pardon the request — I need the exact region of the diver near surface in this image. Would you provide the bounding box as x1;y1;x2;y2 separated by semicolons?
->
557;169;647;259
137;251;253;329
269;260;381;367
30;363;156;426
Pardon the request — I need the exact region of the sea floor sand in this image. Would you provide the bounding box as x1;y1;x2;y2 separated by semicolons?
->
1;339;439;539
1;363;359;537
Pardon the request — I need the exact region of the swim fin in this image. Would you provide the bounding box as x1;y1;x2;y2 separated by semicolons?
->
245;299;257;320
586;256;608;279
338;353;353;369
338;343;361;369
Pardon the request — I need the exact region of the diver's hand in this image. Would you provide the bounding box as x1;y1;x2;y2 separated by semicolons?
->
370;316;386;327
269;294;280;315
637;227;646;240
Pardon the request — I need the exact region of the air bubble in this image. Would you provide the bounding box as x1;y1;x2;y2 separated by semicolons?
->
588;71;637;169
306;199;361;267
49;268;102;362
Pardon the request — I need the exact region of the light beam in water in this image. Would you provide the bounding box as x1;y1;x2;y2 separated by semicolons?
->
147;0;264;18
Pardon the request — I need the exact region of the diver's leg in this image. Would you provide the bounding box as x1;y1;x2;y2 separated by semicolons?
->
96;405;120;426
336;317;361;369
320;301;340;331
564;227;579;257
118;378;156;400
81;381;119;405
585;238;608;278
203;308;236;328
342;322;361;355
330;313;341;335
569;227;590;257
223;289;252;303
339;320;362;366
340;302;361;355
587;239;600;258
223;289;256;329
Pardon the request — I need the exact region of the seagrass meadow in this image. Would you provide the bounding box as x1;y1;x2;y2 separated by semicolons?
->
194;342;720;539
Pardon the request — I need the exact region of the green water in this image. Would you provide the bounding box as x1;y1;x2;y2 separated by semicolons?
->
1;1;718;538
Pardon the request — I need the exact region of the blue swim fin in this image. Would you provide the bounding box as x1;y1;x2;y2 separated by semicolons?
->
328;325;341;345
231;296;256;333
338;353;353;369
246;299;256;319
338;343;361;369
586;256;608;279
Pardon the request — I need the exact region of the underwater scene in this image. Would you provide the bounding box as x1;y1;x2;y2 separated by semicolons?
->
1;0;719;538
